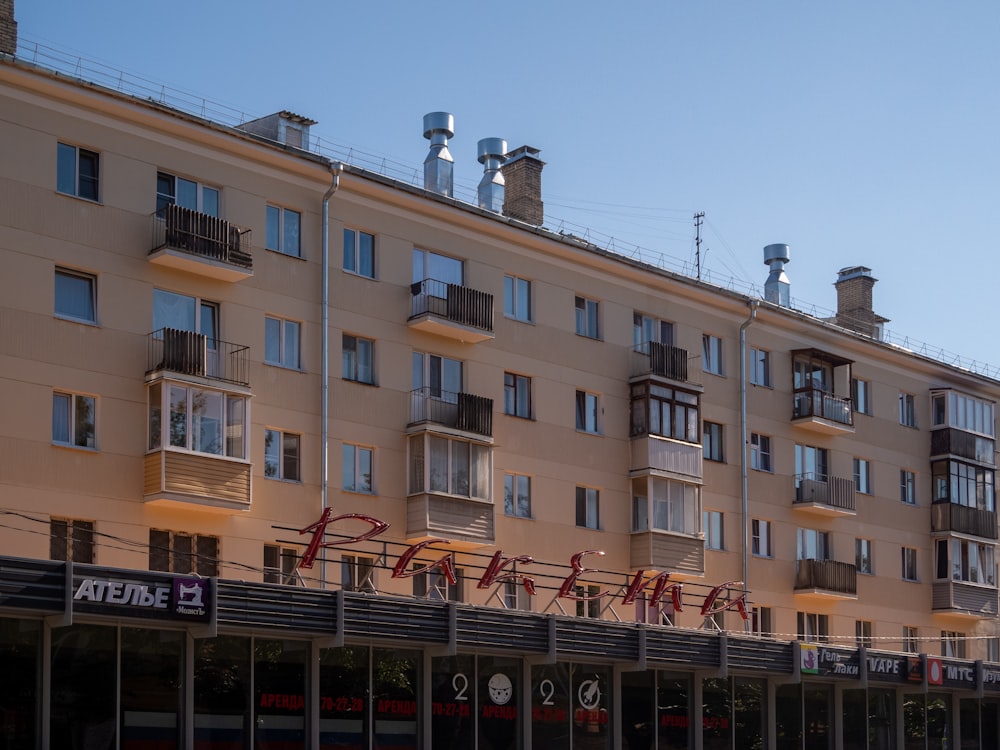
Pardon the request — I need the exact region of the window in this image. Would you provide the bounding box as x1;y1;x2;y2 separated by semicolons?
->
266;205;301;257
903;626;919;653
852;378;872;415
343;443;373;494
751;606;773;637
504;579;532;611
575;584;602;618
795;444;828;483
797;612;829;643
704;510;724;550
855;538;873;575
633;313;674;350
797;529;830;560
987;638;1000;663
412;351;461;400
156;172;219;215
334;334;375;384
702;334;723;375
574;296;600;339
703;422;724;462
263;545;298;585
932;460;995;511
408;434;490;500
899;392;917;427
342;555;377;593
931;390;994;436
147;382;247;458
576;487;600;530
504;275;532;322
749;347;771;387
750;433;772;472
751;519;773;558
902;547;918;581
942;631;966;659
55;268;96;323
936;538;996;585
412;560;462;601
264;429;301;482
853;458;872;494
576;390;600;434
413;248;463;286
50;519;94;563
504;373;531;418
153;289;218;341
343;228;374;278
52;391;95;449
57;142;99;200
632;476;699;535
265;316;301;369
504;473;531;518
629;382;700;443
856;620;873;648
900;469;917;505
149;530;218;577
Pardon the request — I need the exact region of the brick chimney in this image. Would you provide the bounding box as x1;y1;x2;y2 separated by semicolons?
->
834;266;889;339
501;145;544;226
0;0;17;57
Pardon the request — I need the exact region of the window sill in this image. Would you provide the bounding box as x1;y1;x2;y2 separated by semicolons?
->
342;269;377;281
264;476;302;484
266;247;306;261
750;467;774;474
147;447;251;465
575;333;602;342
702;370;726;378
504;513;534;521
342;488;376;496
750;382;773;390
52;442;97;452
265;362;305;373
504;315;534;325
504;412;534;421
576;429;602;437
343;377;378;387
55;314;99;327
56;190;101;205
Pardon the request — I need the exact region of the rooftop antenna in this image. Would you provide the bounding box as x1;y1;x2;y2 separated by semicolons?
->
694;212;705;280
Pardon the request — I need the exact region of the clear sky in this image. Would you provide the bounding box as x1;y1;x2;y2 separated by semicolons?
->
13;1;1000;375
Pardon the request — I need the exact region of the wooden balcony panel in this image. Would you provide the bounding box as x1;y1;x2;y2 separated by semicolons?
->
149;205;253;282
931;503;999;540
794;559;857;599
630;435;703;482
932;581;999;619
793;476;856;517
144;450;251;512
406;493;495;548
629;531;705;577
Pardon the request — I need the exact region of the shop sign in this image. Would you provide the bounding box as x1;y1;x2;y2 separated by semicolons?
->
294;509;749;618
799;645;860;678
72;575;211;622
982;665;1000;692
865;653;918;683
937;659;976;689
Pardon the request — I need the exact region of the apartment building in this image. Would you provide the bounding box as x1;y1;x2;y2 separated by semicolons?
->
1;6;1000;749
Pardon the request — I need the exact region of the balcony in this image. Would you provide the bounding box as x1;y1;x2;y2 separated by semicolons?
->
630;531;705;578
630;342;689;383
793;475;856;516
931;502;998;540
148;205;253;282
792;387;854;434
630;435;703;482
406;494;495;548
932;581;999;619
408;278;494;343
931;428;995;465
794;559;857;599
408;388;493;439
144;450;251;512
146;329;250;388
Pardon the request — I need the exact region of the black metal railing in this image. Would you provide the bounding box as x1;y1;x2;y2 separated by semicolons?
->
795;559;857;595
147;328;250;387
631;341;689;382
410;278;494;334
793;387;853;426
931;428;995;465
794;474;856;512
409;388;493;437
931;502;999;540
151;205;253;269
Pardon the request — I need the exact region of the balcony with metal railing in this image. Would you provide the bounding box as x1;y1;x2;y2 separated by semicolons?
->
408;388;493;439
931;502;998;540
630;342;690;383
792;387;854;434
793;474;856;516
149;205;253;281
408;278;494;343
794;559;857;599
146;328;250;388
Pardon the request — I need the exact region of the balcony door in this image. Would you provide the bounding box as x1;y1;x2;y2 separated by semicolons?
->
795;444;829;485
153;289;220;375
633;312;674;352
412;352;462;423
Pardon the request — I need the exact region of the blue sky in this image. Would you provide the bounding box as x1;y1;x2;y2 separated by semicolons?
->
15;1;1000;374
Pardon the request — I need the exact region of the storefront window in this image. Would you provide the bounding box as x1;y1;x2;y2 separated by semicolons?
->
844;688;868;750
870;687;898;750
702;677;732;750
320;645;369;749
432;654;475;749
982;699;999;749
572;664;611;750
51;624;117;749
121;628;183;748
903;693;925;750
0;618;40;748
803;685;832;749
373;648;419;750
194;635;251;749
657;672;690;750
531;663;571;750
734;677;766;750
775;683;802;750
620;671;654;750
255;638;307;748
959;698;979;749
477;655;521;750
926;693;951;750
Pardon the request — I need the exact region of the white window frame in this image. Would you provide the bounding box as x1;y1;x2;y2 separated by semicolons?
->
52;391;96;449
574;296;600;339
751;519;773;558
575;390;600;434
632;476;700;535
156;171;219;216
343;443;374;494
856;620;873;648
263;545;298;585
899;392;917;427
749;347;771;387
147;381;247;459
57;142;99;201
342;554;377;593
343;334;375;384
504;473;531;518
702;334;724;375
856;538;874;575
408;434;491;501
343;228;375;278
902;547;918;581
265;316;301;369
900;469;917;505
703;421;724;462
852;378;873;416
941;631;966;659
903;626;919;653
265;429;301;482
703;510;724;550
797;528;830;560
854;458;873;494
504;275;532;322
750;433;772;472
632;313;674;350
576;486;600;530
266;204;302;257
55;268;97;324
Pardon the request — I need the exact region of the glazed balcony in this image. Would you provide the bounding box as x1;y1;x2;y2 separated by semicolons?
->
792;387;854;434
143;450;251;512
146;329;250;388
630;342;689;383
149;205;253;282
931;428;995;465
408;388;493;439
931;502;998;540
794;559;857;599
406;494;495;548
630;435;703;482
793;475;856;516
629;531;705;578
932;581;998;619
408;278;494;343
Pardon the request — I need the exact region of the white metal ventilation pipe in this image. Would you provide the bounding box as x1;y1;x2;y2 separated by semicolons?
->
321;162;342;590
739;299;759;629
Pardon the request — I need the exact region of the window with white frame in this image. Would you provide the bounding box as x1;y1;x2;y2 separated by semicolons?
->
941;631;966;659
703;422;724;462
266;205;301;257
504;579;532;611
852;378;872;415
900;469;917;505
412;561;463;601
408;434;490;500
343;443;373;494
703;510;724;550
153;289;218;342
263;545;298;585
575;390;600;434
575;584;602;618
504;473;531;518
343;228;375;278
574;296;600;339
147;381;246;458
853;458;873;494
931;390;995;436
856;620;873;648
899;392;917;427
750;433;773;472
504;275;532;322
55;268;96;323
156;172;219;215
50;518;95;563
902;547;918;581
702;334;724;375
342;555;377;593
903;626;919;653
631;476;700;535
797;529;831;560
412;351;461;399
576;487;600;530
341;334;374;384
749;347;771;387
797;612;829;643
795;444;829;483
413;248;463;286
504;372;531;418
987;638;1000;663
57;142;99;201
632;313;674;351
751;607;773;637
149;529;218;577
52;391;96;449
751;519;773;557
265;316;301;369
264;429;301;482
856;538;873;575
935;538;996;585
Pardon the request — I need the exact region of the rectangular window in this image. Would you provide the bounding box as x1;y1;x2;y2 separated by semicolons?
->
504;275;532;322
749;347;771;387
504;372;531;418
704;510;724;550
574;296;600;339
57;142;99;200
703;422;724;462
751;606;773;637
702;334;724;375
504;473;531;518
942;631;966;659
343;443;374;494
903;626;919;654
931;390;995;436
156;172;219;215
342;555;377;593
902;547;918;581
412;560;462;601
575;584;602;619
987;638;1000;663
633;313;674;350
52;391;96;449
343;228;375;278
750;433;772;472
852;378;872;415
856;620;873;648
342;334;374;384
265;316;301;369
148;383;246;459
937;538;997;585
751;519;773;558
853;458;873;494
264;429;301;482
797;529;830;560
266;205;301;257
900;469;917;505
795;444;829;484
575;390;599;434
50;518;94;563
932;459;995;511
797;612;829;643
263;545;298;585
413;248;463;286
54;268;96;323
899;392;917;427
631;476;699;534
855;538;873;575
576;486;600;530
408;434;490;500
629;381;700;443
149;530;218;577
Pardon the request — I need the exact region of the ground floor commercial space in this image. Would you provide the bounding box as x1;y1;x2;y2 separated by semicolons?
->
3;555;1000;749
